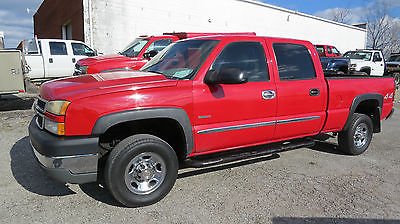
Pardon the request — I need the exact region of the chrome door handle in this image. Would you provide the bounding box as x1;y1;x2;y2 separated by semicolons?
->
262;90;275;99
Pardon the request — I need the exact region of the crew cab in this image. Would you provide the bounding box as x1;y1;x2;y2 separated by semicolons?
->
74;32;255;75
20;38;97;80
29;35;395;207
344;49;386;76
315;45;342;57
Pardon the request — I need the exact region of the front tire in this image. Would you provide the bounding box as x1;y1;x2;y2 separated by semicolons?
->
105;134;178;207
338;113;373;155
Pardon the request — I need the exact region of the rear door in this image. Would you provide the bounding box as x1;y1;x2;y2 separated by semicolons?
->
44;40;74;77
193;38;277;153
267;40;327;140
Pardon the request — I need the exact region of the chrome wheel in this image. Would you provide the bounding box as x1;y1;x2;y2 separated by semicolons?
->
124;152;166;195
353;123;368;148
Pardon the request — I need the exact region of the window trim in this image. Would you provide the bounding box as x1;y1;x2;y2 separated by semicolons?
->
272;42;317;81
207;41;270;82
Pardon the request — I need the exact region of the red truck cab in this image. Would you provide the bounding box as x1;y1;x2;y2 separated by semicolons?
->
75;32;256;75
315;45;342;57
30;35;395;207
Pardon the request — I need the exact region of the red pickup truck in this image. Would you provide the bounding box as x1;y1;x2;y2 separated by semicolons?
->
74;32;255;75
315;44;342;57
29;35;395;207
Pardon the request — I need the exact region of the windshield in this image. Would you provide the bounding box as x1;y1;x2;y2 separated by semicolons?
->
120;38;150;57
388;55;400;62
343;51;372;61
141;39;220;80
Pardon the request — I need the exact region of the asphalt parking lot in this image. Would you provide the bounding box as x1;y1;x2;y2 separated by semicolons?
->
0;93;399;224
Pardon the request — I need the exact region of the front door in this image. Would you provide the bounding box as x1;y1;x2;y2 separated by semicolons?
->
193;40;277;154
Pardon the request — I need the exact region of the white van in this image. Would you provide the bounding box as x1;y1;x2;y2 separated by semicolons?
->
22;38;96;80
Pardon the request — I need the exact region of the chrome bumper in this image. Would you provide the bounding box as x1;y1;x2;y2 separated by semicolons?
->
31;141;98;173
30;141;98;184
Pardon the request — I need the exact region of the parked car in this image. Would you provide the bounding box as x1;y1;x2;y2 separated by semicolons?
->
74;32;256;75
320;57;350;75
343;49;386;76
21;38;96;80
0;50;26;97
315;45;342;57
29;35;395;207
386;53;400;88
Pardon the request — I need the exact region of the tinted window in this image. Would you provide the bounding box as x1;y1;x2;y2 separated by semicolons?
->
210;42;268;82
71;43;95;56
145;39;173;53
273;43;316;80
327;47;332;54
49;42;67;55
315;46;324;55
373;52;382;61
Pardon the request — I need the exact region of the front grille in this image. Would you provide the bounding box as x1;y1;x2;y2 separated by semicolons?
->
34;96;47;129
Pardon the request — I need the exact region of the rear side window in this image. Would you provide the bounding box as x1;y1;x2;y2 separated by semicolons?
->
211;41;269;82
273;43;316;80
327;47;332;54
49;42;67;55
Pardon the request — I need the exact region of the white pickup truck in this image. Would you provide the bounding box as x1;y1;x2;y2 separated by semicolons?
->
22;38;96;80
343;49;386;76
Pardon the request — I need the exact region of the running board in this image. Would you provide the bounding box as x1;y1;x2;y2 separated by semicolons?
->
183;138;315;168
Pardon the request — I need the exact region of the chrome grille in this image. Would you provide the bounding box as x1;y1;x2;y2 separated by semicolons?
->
34;96;47;129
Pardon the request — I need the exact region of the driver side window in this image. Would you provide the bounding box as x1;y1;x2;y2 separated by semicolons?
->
210;41;269;82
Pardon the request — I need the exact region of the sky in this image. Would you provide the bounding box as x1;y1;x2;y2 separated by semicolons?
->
0;0;399;48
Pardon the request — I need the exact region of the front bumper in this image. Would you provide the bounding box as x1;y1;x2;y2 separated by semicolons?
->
29;117;99;184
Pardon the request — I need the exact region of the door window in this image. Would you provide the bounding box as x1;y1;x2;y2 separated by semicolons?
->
332;47;340;55
273;43;316;80
71;43;95;56
373;52;382;61
49;42;68;55
210;41;269;82
145;39;173;53
327;47;332;54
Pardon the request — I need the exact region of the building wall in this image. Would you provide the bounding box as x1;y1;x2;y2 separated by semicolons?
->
84;0;366;54
34;0;84;41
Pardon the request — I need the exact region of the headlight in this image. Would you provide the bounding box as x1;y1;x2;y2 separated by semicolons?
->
44;118;65;135
45;100;71;115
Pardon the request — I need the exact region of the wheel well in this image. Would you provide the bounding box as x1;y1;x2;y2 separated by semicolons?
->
360;67;371;75
98;118;187;161
354;99;381;133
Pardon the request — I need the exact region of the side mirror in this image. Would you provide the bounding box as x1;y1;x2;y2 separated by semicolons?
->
143;50;158;59
204;67;247;85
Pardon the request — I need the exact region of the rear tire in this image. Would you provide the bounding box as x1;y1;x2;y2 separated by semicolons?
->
105;134;178;207
338;113;373;155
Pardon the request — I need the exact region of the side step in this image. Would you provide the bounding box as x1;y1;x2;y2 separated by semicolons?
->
183;138;315;168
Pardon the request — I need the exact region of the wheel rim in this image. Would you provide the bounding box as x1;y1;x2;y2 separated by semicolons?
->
353;123;368;148
124;152;166;195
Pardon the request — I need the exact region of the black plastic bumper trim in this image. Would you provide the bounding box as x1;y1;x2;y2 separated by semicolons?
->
29;116;99;157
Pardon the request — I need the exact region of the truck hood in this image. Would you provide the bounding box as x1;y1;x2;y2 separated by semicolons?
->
40;71;177;101
78;54;141;66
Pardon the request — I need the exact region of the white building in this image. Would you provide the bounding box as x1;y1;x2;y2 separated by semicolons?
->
35;0;367;54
